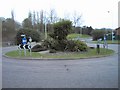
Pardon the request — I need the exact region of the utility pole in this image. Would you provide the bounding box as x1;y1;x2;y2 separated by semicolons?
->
107;11;113;43
44;12;47;39
45;23;47;39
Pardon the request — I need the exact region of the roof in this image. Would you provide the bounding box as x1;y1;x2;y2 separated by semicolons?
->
116;27;120;30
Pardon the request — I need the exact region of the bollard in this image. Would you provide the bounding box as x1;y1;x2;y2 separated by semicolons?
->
97;44;100;54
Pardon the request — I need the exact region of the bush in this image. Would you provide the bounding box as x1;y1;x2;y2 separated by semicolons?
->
65;40;76;52
49;49;56;53
41;39;67;51
65;40;88;52
46;20;72;51
41;39;51;49
51;19;72;40
31;44;47;52
41;39;58;50
75;40;88;51
15;28;40;45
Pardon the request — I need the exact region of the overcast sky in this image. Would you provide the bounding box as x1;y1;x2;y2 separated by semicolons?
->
0;0;119;29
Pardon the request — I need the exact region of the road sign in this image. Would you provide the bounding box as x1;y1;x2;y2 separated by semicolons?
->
18;44;31;49
104;35;106;40
29;37;32;42
18;44;31;56
22;37;27;45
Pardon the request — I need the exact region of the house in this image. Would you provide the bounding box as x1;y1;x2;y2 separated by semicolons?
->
115;27;120;35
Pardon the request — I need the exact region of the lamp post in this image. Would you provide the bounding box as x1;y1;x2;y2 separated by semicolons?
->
107;11;113;43
44;14;47;40
45;23;47;39
29;37;32;56
80;27;82;37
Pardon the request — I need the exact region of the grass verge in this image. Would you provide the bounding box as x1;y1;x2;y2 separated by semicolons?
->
5;48;114;59
67;34;91;40
92;40;120;44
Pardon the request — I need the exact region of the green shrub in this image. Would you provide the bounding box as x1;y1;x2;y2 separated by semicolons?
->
42;39;67;51
41;39;51;49
65;40;76;52
75;40;88;51
47;19;72;51
31;44;47;52
51;19;72;40
41;20;88;52
15;28;40;45
41;39;58;50
65;40;88;52
49;49;56;53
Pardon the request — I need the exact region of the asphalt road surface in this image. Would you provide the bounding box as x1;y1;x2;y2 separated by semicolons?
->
2;44;119;88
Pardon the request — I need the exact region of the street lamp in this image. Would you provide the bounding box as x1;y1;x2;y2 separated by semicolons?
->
44;14;47;40
45;23;47;39
107;11;113;42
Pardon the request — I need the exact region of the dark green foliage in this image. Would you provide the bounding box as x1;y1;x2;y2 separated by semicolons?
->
47;19;72;51
41;39;51;49
65;40;76;52
2;18;21;43
42;39;88;52
31;44;47;52
66;40;88;52
42;39;66;51
22;18;33;29
41;39;57;50
91;30;106;40
49;49;56;53
15;28;40;45
75;40;88;51
41;20;88;52
54;40;67;51
50;19;72;40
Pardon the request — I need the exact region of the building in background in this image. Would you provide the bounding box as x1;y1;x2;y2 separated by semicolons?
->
115;27;120;35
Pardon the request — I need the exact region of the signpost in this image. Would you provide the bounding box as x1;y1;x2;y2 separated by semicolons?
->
97;38;102;54
18;35;32;57
103;34;108;49
29;37;32;56
22;35;27;56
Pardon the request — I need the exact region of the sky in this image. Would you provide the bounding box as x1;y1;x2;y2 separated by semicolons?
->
0;0;119;29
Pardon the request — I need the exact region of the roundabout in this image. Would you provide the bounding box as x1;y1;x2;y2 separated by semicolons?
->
2;44;119;88
4;47;114;60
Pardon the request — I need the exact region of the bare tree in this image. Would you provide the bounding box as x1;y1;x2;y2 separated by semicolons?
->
36;11;40;31
40;10;44;32
33;11;37;30
36;11;39;25
49;9;58;24
11;10;15;31
27;11;33;29
72;11;82;27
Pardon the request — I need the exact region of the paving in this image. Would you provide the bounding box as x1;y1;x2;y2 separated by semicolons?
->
2;44;119;88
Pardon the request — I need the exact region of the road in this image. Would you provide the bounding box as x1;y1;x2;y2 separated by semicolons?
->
2;44;119;88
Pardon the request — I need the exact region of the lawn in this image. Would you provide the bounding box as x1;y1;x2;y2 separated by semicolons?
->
67;34;91;40
5;48;114;59
92;40;120;44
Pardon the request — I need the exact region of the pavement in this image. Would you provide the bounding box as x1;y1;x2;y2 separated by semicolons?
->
2;44;119;88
